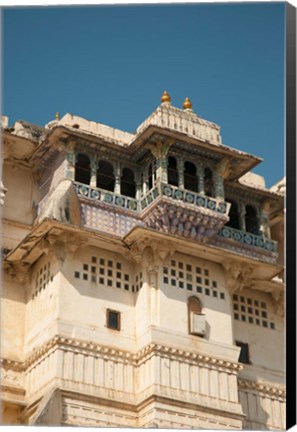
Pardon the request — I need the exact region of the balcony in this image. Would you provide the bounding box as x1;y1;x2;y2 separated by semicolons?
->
217;226;278;252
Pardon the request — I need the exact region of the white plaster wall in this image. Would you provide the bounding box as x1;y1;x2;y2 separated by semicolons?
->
1;276;26;361
58;246;136;349
2;164;35;225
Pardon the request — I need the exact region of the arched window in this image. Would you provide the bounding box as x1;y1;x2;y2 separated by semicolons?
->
245;205;259;235
75;153;91;185
226;199;240;230
204;167;214;197
188;296;206;336
148;161;157;190
121;168;136;198
96;160;115;192
167;156;179;187
184;161;198;192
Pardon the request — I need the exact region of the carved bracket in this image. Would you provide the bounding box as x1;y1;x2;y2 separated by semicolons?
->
222;260;254;293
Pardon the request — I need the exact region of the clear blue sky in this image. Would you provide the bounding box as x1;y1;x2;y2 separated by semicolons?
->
3;3;285;187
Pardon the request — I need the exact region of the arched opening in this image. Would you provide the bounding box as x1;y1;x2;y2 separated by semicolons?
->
96;160;115;192
226;199;240;230
184;161;198;192
148;161;157;190
204;167;214;197
167;156;179;187
121;168;136;198
245;205;259;235
188;296;205;336
75;153;91;185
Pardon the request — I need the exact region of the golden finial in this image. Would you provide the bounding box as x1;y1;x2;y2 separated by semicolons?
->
183;97;193;110
161;91;171;105
55;112;60;120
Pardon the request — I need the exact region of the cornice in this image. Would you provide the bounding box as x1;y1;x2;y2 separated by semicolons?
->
238;378;286;399
1;336;243;374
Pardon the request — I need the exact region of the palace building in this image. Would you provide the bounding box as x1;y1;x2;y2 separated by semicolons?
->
1;92;285;428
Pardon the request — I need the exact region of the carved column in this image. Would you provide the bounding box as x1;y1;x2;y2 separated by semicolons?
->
239;202;246;231
214;173;225;200
143;171;148;195
260;200;271;238
114;161;121;194
135;173;142;200
146;139;173;186
197;162;205;195
65;143;75;181
90;156;97;187
178;158;184;188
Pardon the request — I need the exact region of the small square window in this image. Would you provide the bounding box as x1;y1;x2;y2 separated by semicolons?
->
205;279;209;286
132;286;135;292
83;264;88;271
196;276;202;284
124;284;129;291
124;274;129;281
233;294;238;301
108;269;113;277
263;320;268;328
254;300;259;307
171;279;176;286
186;264;192;272
248;307;253;314
186;274;192;281
196;267;201;274
74;271;80;279
116;272;121;279
205;288;210;296
91;275;96;283
108;260;113;267
234;303;238;310
91;256;97;263
255;309;259;316
204;269;209;276
248;316;253;324
196;286;202;293
178;262;183;269
171;269;176;276
99;277;104;284
240;296;245;303
262;311;267;318
236;341;250;364
234;313;239;320
241;305;246;312
107;279;112;287
116;262;122;270
116;281;121;289
163;267;168;274
261;302;266;309
91;266;96;273
212;281;217;288
213;290;218;298
256;318;260;325
186;283;192;291
83;274;88;281
100;258;105;265
100;268;105;275
163;277;169;284
241;315;246;321
247;298;252;305
179;281;184;289
220;292;225;300
107;310;120;330
171;260;176;266
139;272;142;279
179;271;184;278
270;322;275;330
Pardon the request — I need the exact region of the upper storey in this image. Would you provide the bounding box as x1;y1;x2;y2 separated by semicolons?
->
2;93;284;268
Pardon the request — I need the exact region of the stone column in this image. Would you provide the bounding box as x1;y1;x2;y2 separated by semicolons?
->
260;201;270;238
178;158;184;189
239;202;246;231
65;146;75;181
90;157;97;187
114;161;121;194
197;162;205;195
135;173;142;200
214;173;225;200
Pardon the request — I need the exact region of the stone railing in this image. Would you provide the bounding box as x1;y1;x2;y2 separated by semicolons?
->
140;182;229;215
218;226;278;252
74;182;138;212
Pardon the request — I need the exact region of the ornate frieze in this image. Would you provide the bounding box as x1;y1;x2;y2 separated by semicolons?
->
218;226;277;252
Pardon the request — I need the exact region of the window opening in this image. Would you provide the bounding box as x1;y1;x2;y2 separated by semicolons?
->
204;167;214;197
226;199;240;229
167;156;179;187
121;167;136;198
75;153;91;185
96;160;115;191
184;161;198;192
245;205;259;235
